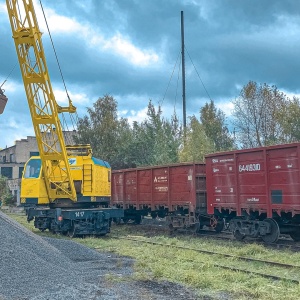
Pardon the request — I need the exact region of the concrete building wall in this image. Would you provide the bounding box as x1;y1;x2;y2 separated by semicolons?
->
15;136;38;163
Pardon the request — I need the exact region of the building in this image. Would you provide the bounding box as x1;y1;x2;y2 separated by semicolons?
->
0;131;78;205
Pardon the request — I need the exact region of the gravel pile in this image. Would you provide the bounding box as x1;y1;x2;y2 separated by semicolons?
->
0;211;199;299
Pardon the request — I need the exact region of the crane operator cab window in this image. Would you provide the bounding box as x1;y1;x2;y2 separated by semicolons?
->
24;158;41;178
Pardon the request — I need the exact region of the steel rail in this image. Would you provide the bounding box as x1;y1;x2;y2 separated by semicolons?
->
125;222;300;252
106;235;300;284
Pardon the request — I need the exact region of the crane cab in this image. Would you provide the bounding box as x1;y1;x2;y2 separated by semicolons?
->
21;146;112;208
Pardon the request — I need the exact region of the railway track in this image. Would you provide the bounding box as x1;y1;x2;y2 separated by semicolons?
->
106;235;300;284
120;220;300;252
195;229;300;251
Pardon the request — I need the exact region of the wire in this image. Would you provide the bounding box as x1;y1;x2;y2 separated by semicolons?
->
1;62;18;88
185;45;212;101
39;0;69;99
62;113;72;144
39;0;79;134
174;57;181;112
160;50;181;107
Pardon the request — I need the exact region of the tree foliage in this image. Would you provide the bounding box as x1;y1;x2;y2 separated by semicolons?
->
130;101;182;166
0;176;13;206
76;96;182;169
200;100;234;151
179;116;214;162
232;81;286;148
276;97;300;143
75;94;133;169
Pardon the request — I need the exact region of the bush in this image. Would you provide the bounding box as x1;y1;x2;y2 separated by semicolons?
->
0;175;14;206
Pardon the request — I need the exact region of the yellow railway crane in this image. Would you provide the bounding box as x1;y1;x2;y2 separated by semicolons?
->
6;0;77;202
5;0;123;236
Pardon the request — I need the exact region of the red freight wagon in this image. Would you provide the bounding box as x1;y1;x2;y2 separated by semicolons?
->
112;163;224;231
206;143;300;243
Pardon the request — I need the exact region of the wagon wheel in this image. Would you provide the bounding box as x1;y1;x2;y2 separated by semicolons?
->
215;220;225;233
261;218;280;243
190;222;201;233
289;230;300;242
67;223;77;238
210;216;224;233
233;229;245;241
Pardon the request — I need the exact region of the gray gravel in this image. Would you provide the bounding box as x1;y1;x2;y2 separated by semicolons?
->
0;211;200;300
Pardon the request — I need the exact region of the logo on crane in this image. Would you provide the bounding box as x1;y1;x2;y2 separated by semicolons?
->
69;158;77;165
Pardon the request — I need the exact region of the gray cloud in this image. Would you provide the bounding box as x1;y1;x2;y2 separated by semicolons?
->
1;0;300;148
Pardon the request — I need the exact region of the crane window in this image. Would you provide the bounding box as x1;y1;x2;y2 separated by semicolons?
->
24;159;41;178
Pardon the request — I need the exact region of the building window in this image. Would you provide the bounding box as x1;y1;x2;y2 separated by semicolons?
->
1;167;12;179
19;167;24;178
30;152;39;157
10;153;15;162
3;156;6;163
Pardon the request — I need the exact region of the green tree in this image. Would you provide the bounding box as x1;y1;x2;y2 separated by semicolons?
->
276;97;300;143
75;94;133;169
0;176;13;206
200;100;234;151
130;101;182;166
232;81;286;148
179;116;214;162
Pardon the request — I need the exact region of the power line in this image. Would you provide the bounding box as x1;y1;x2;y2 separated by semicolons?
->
160;50;181;107
185;45;213;101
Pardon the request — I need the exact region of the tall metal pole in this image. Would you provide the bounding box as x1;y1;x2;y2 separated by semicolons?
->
181;11;186;130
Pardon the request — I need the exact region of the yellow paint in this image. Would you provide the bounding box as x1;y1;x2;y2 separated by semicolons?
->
21;152;111;205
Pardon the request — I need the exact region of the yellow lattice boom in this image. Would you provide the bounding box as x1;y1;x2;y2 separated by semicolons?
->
6;0;77;201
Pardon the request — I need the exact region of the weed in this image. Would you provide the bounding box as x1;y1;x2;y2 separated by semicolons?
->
7;214;300;300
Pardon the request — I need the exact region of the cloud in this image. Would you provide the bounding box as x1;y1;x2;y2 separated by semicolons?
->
32;1;160;67
2;0;300;149
119;107;148;124
0;3;6;14
0;80;19;94
103;33;159;66
52;88;90;106
216;101;234;117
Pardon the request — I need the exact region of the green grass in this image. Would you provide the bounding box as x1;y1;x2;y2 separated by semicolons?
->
6;213;300;300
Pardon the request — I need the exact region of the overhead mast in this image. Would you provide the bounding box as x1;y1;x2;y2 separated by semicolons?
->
181;10;186;130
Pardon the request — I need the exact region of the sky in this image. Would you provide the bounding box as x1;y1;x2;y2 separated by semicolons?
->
1;0;300;148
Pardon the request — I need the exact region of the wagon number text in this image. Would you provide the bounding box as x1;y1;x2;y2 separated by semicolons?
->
75;212;85;217
239;163;261;172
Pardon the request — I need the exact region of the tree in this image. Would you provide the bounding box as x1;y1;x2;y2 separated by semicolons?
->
179;116;214;162
200;100;234;151
75;94;133;169
130;101;182;166
276;97;300;143
0;176;13;206
232;81;286;148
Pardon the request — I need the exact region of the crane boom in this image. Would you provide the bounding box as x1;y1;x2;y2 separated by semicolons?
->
6;0;76;201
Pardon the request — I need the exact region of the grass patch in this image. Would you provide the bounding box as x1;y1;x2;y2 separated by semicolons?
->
6;213;300;300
